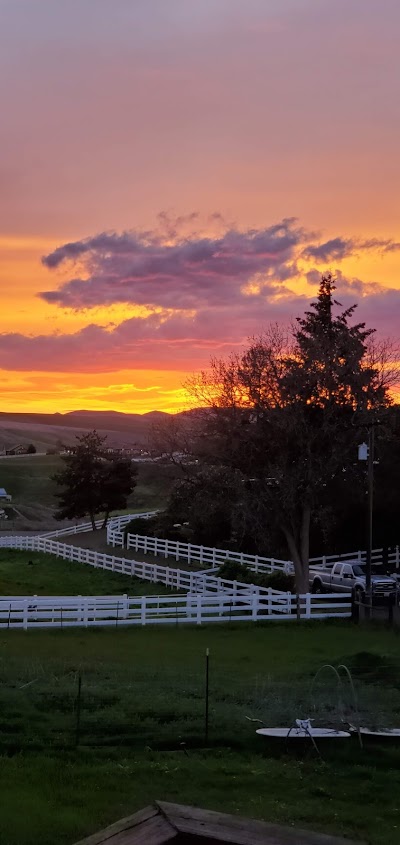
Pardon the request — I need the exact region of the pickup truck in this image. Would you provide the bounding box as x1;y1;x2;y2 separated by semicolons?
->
310;561;398;603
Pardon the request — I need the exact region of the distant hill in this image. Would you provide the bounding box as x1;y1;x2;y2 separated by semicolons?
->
0;409;175;451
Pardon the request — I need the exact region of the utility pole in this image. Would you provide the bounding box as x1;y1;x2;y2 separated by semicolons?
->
365;423;375;611
358;422;375;615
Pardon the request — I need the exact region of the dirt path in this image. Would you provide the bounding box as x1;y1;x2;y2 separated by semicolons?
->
65;530;205;571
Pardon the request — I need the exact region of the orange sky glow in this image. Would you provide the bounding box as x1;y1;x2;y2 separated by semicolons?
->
1;1;399;414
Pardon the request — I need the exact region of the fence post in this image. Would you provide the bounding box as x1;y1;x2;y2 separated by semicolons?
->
305;593;311;619
204;648;210;745
252;593;258;621
23;599;29;630
141;596;146;625
75;673;82;747
197;596;202;625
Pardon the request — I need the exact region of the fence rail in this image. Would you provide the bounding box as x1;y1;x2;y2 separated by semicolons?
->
0;535;351;622
40;511;158;539
0;535;281;597
0;591;351;629
36;512;399;574
108;527;293;573
108;521;400;574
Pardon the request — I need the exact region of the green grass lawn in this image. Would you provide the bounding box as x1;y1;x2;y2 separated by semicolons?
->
1;623;400;845
0;550;174;596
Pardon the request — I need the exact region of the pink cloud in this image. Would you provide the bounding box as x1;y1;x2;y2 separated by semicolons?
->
1;283;400;374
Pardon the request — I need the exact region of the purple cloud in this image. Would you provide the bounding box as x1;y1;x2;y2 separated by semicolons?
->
40;219;400;313
39;219;306;310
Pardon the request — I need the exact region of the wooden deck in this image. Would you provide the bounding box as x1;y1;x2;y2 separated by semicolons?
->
74;801;365;845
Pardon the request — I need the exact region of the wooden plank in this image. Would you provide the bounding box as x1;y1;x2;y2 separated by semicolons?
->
73;805;176;845
157;802;365;845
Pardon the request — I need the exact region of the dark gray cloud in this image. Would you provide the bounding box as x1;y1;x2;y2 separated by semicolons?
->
303;236;400;264
303;237;354;263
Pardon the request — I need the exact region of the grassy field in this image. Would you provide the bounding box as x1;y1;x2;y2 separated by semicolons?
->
0;549;174;596
0;455;180;529
0;622;400;845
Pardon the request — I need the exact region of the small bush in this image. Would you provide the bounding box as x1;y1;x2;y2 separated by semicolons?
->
218;561;295;592
123;516;158;538
218;561;253;583
256;571;295;592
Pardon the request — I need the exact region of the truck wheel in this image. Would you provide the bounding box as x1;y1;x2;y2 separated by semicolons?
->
312;580;324;594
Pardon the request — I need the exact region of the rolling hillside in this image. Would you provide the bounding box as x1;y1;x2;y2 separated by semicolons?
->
0;409;172;452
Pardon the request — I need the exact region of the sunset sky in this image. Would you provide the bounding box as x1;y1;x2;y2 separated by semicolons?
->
1;0;400;414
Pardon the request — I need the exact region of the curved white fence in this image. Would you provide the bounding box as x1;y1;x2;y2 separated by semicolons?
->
106;515;400;574
0;534;351;624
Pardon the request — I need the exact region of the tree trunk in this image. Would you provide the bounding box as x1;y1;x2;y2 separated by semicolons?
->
283;518;311;620
89;511;97;530
283;529;309;595
300;503;311;586
101;510;110;530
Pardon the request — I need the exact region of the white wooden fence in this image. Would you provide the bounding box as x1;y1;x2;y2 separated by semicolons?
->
0;534;352;623
0;591;351;629
105;514;400;573
0;534;280;597
108;525;293;573
36;512;400;574
40;511;157;539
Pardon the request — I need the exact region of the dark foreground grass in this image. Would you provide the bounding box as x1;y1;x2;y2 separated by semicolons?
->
1;623;400;844
2;745;400;845
0;549;174;596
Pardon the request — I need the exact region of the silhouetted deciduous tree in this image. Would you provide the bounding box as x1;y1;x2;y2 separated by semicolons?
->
53;431;137;529
184;276;393;592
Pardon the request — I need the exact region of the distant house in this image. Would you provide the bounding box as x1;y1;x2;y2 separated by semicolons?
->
0;488;11;502
5;444;27;456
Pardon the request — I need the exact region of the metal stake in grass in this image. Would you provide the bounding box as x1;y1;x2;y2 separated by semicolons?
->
205;648;210;745
75;672;82;747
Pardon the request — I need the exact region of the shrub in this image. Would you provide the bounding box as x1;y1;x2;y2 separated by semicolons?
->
218;561;295;592
218;560;253;583
123;516;158;538
256;571;295;592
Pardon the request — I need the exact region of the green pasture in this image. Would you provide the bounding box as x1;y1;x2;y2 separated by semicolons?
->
0;623;400;845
